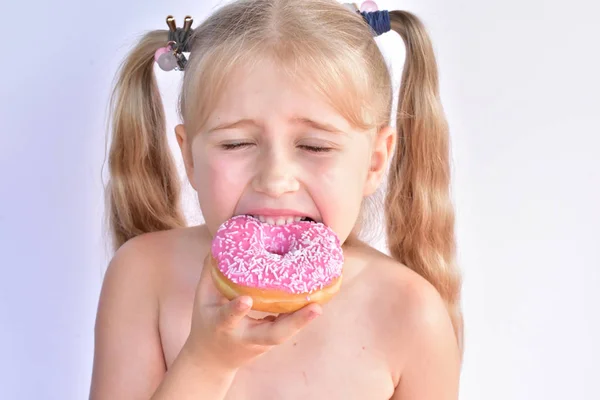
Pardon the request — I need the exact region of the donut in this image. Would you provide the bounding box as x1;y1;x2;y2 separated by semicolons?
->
209;214;344;313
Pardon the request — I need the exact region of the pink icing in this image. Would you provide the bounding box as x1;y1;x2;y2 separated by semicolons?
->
211;215;344;294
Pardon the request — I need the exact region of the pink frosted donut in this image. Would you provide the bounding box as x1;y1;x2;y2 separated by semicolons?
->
208;214;344;313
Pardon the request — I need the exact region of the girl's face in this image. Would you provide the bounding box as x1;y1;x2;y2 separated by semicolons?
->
176;59;394;244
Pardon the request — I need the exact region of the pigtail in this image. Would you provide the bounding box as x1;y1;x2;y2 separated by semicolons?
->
105;30;186;251
385;11;464;353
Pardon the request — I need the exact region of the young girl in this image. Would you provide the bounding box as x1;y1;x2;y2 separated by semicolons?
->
90;0;463;398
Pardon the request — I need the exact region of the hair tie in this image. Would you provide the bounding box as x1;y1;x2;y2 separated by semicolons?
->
344;2;392;36
360;11;391;36
154;15;194;71
155;3;392;72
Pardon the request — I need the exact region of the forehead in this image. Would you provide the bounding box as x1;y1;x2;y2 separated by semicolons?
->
206;58;352;130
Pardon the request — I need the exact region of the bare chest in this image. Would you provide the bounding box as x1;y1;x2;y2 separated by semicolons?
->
158;289;395;399
224;328;393;400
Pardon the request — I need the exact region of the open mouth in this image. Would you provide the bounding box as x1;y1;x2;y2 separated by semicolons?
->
246;214;316;225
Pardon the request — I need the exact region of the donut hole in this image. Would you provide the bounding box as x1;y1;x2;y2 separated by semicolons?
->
265;240;292;256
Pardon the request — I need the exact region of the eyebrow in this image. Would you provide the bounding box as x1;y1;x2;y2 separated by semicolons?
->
206;117;345;134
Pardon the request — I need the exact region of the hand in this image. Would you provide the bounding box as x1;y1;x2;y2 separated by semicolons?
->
183;254;322;371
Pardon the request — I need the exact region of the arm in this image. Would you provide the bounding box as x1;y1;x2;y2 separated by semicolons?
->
391;285;461;400
149;342;237;399
89;235;236;400
89;236;166;399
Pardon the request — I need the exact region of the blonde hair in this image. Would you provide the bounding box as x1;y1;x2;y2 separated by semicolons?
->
105;0;463;353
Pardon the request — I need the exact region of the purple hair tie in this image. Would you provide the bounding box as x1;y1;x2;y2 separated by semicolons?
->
361;10;391;36
344;2;392;36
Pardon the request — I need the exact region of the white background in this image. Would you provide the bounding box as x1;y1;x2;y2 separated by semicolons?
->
0;0;598;399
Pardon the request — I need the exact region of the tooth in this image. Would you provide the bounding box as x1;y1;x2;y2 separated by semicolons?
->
286;217;294;224
293;217;302;222
275;218;286;226
258;216;266;223
266;217;275;225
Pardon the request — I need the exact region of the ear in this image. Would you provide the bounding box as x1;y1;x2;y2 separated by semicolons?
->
363;125;396;196
174;124;197;190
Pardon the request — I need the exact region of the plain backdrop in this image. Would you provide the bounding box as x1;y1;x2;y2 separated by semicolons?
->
1;0;598;399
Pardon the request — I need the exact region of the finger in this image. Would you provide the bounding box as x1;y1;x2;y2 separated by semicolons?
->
216;296;253;331
247;314;278;325
244;303;322;346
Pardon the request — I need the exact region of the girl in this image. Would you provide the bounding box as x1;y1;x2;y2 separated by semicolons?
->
90;0;463;398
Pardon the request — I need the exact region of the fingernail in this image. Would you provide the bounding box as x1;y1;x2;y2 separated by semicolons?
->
238;298;251;310
308;310;321;320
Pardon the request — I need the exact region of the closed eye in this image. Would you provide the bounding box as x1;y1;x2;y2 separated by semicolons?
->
221;142;253;150
299;145;333;153
221;143;333;153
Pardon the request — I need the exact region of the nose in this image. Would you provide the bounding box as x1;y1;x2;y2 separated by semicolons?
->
251;148;300;198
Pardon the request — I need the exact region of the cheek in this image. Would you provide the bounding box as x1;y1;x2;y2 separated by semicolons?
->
304;150;370;241
202;158;241;188
309;150;369;197
192;150;252;228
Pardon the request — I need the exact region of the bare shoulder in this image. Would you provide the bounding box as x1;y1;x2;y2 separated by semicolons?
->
370;251;453;335
90;226;207;399
100;227;195;291
353;244;451;325
111;224;210;284
351;245;460;393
